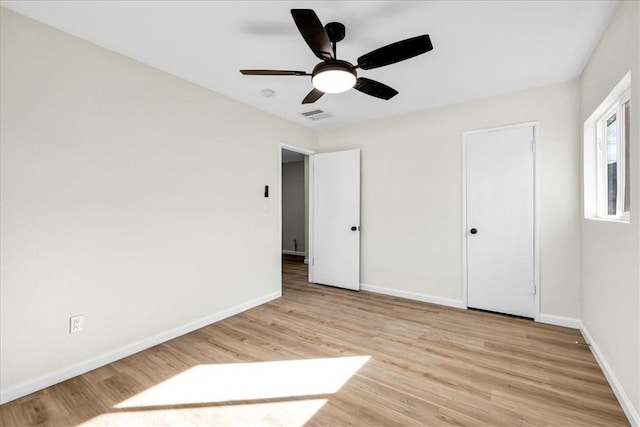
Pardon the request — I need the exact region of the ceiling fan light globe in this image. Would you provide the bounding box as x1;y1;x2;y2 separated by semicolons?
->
312;69;356;93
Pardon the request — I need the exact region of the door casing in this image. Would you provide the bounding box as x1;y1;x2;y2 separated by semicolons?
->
279;143;361;289
461;122;540;320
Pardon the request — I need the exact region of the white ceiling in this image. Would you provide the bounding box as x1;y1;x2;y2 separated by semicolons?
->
1;0;619;131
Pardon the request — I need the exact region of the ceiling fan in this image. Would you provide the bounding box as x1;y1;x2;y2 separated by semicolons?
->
240;9;433;104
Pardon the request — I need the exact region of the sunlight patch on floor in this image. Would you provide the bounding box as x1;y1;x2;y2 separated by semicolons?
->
80;399;328;426
79;356;371;425
115;355;370;408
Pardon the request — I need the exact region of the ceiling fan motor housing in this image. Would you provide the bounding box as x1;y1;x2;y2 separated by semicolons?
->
312;60;355;77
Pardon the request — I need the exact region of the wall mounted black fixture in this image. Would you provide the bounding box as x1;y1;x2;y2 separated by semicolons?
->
264;185;269;197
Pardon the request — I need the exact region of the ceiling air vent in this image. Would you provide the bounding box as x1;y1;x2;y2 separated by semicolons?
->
301;109;333;121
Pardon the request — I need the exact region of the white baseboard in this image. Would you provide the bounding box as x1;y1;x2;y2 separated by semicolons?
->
0;290;281;405
360;283;466;309
282;250;305;256
536;313;581;329
304;259;309;264
580;322;639;426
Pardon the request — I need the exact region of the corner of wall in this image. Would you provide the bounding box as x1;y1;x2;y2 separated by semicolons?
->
578;0;640;422
580;322;640;426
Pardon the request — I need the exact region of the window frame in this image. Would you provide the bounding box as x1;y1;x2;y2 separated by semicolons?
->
595;89;630;221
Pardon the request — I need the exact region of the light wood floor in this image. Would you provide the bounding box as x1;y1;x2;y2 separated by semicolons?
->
0;255;628;426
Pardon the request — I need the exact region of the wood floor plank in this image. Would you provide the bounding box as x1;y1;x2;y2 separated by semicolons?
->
0;255;629;426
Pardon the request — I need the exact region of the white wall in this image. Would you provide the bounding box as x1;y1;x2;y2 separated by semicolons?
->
282;161;306;254
0;8;315;401
317;80;582;320
579;0;640;420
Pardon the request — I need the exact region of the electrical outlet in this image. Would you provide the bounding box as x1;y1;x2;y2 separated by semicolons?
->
69;315;84;334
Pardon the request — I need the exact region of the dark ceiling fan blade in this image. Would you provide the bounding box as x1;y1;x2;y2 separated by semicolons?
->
302;88;325;104
354;77;398;100
357;34;433;70
291;9;334;61
240;69;310;76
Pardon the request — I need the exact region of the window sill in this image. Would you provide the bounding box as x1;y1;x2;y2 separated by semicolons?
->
585;216;630;224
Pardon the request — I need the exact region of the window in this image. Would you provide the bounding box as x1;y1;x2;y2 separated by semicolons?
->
596;92;630;220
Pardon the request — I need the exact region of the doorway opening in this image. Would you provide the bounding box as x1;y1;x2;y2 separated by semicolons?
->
280;144;314;293
279;144;361;293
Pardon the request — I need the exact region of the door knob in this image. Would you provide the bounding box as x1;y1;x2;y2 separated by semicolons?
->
470;228;478;234
351;226;358;231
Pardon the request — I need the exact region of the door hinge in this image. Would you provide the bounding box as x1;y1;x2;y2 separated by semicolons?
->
532;284;537;295
531;140;536;152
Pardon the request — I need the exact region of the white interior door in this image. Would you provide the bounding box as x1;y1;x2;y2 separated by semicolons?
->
466;125;535;318
311;149;360;290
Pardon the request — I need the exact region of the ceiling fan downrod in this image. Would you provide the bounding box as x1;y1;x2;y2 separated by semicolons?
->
325;21;346;58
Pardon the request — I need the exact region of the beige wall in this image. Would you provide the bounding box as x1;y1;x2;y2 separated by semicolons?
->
0;8;315;397
317;81;582;320
580;0;640;418
282;161;306;254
